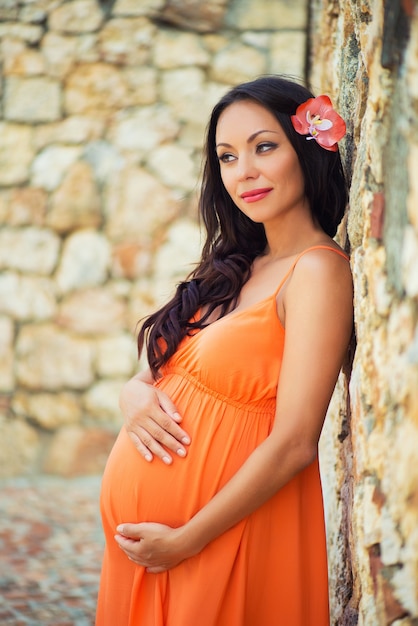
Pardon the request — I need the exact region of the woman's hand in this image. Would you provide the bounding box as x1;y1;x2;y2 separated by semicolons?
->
120;373;191;464
115;522;193;573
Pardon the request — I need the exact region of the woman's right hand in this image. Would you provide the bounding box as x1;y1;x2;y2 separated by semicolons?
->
120;373;191;465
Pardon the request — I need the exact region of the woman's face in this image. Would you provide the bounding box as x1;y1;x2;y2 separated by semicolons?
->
215;100;308;227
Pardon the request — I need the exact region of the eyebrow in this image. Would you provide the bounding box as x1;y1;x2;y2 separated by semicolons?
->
216;129;280;149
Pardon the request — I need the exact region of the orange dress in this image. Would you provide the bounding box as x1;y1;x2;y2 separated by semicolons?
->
96;245;348;626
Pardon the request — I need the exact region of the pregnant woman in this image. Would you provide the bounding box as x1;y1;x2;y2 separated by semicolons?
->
96;75;353;626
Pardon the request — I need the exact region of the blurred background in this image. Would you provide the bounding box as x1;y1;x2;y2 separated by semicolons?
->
0;0;308;477
0;1;417;624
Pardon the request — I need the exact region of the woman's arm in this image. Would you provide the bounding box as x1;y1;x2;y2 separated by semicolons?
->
116;251;353;572
121;370;191;464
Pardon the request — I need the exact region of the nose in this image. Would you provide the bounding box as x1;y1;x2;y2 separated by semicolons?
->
236;155;259;181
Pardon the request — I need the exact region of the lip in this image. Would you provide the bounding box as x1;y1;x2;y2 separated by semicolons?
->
240;188;272;203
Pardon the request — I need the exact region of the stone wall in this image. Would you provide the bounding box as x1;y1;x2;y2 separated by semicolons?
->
0;0;308;476
311;1;418;624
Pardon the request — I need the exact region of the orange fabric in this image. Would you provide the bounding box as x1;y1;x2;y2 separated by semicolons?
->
96;245;349;626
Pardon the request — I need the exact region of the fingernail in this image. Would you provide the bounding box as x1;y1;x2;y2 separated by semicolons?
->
162;456;172;465
181;436;190;445
116;525;124;533
177;448;186;457
173;412;182;421
145;453;152;462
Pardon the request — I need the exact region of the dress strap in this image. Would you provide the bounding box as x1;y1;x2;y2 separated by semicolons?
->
273;245;350;297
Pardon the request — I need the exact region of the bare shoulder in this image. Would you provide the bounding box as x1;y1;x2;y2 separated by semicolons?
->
292;245;352;288
283;246;353;322
280;246;353;348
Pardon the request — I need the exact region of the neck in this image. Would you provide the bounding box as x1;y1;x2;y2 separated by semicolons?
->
261;205;326;261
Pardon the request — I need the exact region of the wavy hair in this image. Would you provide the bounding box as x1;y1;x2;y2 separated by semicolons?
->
138;75;348;378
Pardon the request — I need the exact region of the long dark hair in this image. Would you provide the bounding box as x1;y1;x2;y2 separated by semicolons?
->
138;75;348;378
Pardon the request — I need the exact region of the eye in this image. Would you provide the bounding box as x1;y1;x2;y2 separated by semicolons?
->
217;152;236;164
256;142;277;154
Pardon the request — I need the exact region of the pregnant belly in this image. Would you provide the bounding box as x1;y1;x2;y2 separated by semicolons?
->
100;374;274;533
100;426;201;531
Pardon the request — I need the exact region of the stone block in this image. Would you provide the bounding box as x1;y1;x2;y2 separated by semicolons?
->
83;379;125;423
12;391;82;430
0;227;60;275
210;42;267;85
241;31;270;50
47;161;101;234
64;63;129;114
0;22;43;45
41;32;79;78
202;33;228;54
177;118;208;149
269;31;306;78
98;17;155;65
158;0;228;32
0;122;33;185
160;68;226;125
225;0;307;30
96;334;137;378
146;144;196;191
58;287;126;334
4;76;62;123
73;33;100;63
105;167;182;245
2;37;45;76
122;66;158;105
15;324;95;391
19;4;47;23
42;425;117;476
0;272;57;321
152;218;201;303
83;140;125;184
49;0;104;33
31;145;81;191
7;187;47;226
0;0;18;21
34;115;106;151
55;230;111;293
153;30;210;69
108;105;179;153
111;242;151;279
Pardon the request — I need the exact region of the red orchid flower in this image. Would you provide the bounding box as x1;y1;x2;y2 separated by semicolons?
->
291;95;346;152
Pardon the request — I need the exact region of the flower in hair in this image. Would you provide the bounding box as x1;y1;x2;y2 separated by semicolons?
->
291;95;346;152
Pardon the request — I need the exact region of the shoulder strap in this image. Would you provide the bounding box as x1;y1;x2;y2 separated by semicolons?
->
273;245;349;297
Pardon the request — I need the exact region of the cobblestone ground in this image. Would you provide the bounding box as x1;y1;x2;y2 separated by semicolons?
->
0;476;104;626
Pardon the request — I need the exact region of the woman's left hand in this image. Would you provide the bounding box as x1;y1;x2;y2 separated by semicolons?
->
114;522;191;573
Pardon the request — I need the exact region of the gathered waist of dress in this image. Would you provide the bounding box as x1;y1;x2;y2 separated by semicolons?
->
158;366;277;416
